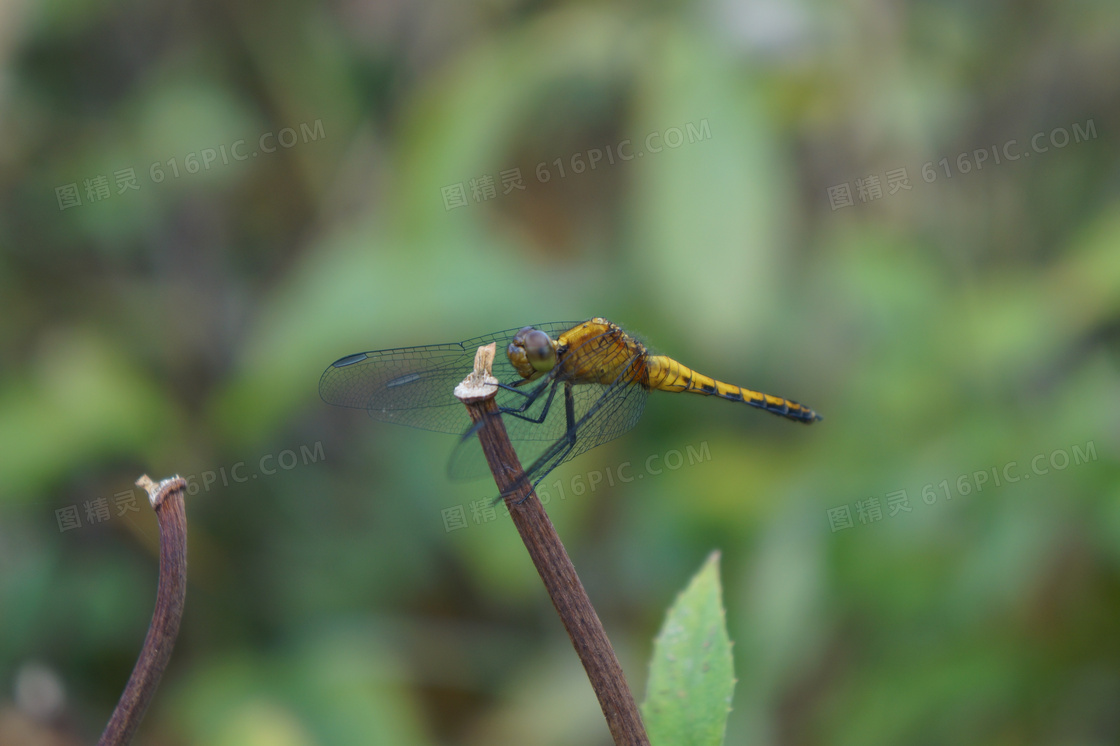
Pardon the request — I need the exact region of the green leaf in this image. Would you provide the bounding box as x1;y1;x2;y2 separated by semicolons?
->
641;551;736;746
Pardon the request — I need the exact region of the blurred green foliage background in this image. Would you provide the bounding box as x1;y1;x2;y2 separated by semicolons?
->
1;0;1118;744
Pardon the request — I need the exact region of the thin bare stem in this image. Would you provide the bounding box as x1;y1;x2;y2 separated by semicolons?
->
98;475;188;746
456;344;650;746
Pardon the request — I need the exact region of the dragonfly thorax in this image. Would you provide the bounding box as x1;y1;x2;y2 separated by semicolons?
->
507;326;559;381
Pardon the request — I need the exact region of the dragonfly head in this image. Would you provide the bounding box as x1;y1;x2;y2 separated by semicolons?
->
508;326;558;380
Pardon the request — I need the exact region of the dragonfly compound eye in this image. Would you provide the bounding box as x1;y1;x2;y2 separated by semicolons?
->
525;330;557;372
508;327;558;379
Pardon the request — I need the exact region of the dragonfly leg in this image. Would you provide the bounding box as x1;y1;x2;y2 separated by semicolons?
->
457;378;557;449
500;379;561;425
497;374;554;410
496;380;536;397
496;371;554;396
510;383;578;505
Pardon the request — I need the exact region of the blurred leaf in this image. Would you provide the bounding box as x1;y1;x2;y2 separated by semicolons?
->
0;329;176;505
628;25;788;347
642;551;735;746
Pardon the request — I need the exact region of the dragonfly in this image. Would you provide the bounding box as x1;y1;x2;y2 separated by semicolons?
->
319;318;821;491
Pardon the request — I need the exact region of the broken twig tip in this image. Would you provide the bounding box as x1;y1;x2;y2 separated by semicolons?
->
135;474;186;509
454;342;499;401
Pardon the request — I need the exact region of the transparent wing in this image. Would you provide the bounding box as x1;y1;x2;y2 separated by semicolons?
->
448;348;649;483
318;321;583;434
520;353;649;486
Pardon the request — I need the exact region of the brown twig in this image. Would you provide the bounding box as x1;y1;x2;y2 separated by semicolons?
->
455;344;650;746
98;475;188;746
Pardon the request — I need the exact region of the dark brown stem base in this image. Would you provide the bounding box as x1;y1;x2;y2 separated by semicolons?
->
98;475;188;746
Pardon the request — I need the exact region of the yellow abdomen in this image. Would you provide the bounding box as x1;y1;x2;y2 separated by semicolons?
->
646;355;821;423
